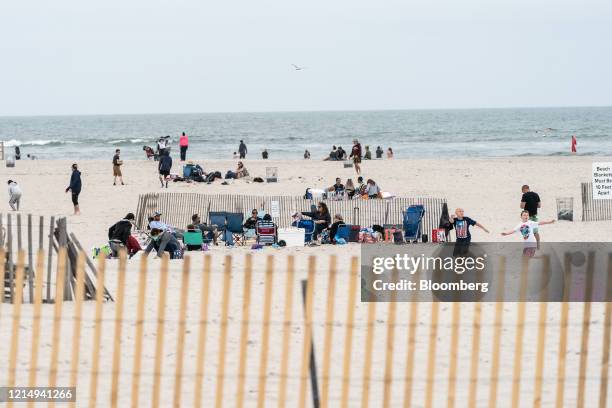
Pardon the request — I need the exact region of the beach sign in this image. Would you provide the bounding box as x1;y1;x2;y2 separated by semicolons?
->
270;200;280;218
592;162;612;199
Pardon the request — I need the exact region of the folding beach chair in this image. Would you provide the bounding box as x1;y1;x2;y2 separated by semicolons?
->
256;220;277;245
226;212;245;246
209;212;228;233
403;205;426;243
183;231;204;251
298;219;315;243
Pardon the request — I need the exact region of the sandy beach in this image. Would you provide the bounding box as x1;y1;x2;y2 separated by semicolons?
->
0;156;610;407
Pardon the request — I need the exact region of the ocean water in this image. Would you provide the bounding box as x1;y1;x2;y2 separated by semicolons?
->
0;107;611;160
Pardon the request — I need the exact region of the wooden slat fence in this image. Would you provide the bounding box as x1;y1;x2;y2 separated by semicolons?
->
135;193;447;235
582;182;612;221
0;251;610;407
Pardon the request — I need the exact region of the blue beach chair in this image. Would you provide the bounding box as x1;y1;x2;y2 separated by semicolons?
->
298;219;315;243
403;205;425;242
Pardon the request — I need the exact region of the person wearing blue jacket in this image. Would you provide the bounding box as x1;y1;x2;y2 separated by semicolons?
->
65;163;82;215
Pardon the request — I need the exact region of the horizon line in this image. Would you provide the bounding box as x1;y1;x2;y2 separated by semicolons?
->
1;104;611;119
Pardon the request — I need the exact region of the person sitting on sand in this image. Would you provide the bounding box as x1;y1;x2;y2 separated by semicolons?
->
191;214;218;245
363;146;372;160
365;179;381;199
235;161;249;179
449;208;489;256
327;213;346;243
337;146;347;160
376;146;383;159
327;177;345;196
304;150;311;159
262;149;269;159
324;146;338;161
501;210;555;256
356;176;367;196
302;202;331;240
345;178;356;198
144;228;182;259
243;209;260;229
387;147;394;158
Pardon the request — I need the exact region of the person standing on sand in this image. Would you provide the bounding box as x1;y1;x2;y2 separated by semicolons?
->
387;147;394;158
238;140;248;159
304;149;311;159
7;180;22;211
376;146;383;159
112;149;125;185
179;132;189;161
158;150;172;188
349;139;362;174
520;184;542;248
449;208;489;256
65;163;82;215
501;210;555;257
262;149;269;159
571;135;577;154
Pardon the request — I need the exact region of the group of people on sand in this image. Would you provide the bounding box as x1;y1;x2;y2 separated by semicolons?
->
326;176;382;199
323;141;394;163
444;184;555;257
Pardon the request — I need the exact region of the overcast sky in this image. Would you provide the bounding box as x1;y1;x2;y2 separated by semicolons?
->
1;0;611;116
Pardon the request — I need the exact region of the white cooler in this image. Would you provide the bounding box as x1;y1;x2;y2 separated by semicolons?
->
277;228;305;247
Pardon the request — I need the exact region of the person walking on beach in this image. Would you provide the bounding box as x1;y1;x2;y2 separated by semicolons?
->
112;149;125;185
501;210;555;256
179;132;189;161
158;150;172;188
571;135;577;154
65;163;82;215
238;140;248;159
350;139;362;174
7;180;22;211
520;185;542;247
449;208;489;256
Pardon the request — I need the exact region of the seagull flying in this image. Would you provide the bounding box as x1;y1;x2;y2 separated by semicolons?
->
292;64;306;71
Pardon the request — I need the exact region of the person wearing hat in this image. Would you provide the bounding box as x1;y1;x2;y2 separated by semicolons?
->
108;213;136;257
7;180;22;211
149;211;169;231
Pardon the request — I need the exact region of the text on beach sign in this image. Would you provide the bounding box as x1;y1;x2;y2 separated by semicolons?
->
593;162;612;199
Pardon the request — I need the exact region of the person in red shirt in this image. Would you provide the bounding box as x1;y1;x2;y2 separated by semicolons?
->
571;135;577;154
179;132;189;161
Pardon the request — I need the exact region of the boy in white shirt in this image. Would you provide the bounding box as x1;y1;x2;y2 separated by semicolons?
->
501;210;555;256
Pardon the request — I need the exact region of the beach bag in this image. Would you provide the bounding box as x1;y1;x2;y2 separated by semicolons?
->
432;228;446;243
393;231;404;244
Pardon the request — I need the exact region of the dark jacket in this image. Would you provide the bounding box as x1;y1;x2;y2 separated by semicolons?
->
238;142;247;155
301;211;331;228
159;154;172;172
66;170;82;193
108;219;133;246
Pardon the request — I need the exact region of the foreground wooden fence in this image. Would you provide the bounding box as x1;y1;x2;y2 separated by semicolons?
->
135;193;447;235
0;250;610;407
582;182;612;221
